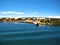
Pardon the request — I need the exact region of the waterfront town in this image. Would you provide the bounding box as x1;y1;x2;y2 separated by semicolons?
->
0;17;60;26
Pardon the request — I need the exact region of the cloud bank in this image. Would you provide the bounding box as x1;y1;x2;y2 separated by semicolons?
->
0;11;24;14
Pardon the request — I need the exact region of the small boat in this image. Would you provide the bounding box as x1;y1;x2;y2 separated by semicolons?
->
33;22;39;26
36;23;39;26
33;22;37;24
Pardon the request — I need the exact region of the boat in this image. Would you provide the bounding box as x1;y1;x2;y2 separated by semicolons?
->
33;22;39;26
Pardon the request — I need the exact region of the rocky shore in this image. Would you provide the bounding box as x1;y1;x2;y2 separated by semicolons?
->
0;17;60;26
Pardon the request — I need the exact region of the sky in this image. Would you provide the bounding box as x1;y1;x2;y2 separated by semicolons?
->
0;0;60;18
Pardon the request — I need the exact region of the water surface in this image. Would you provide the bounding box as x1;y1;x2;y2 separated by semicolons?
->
0;22;60;45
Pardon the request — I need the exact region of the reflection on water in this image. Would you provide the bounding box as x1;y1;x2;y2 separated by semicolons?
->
0;23;60;45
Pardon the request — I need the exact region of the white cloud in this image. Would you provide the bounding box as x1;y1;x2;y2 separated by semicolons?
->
41;16;60;18
32;12;39;15
31;12;39;17
0;11;24;14
33;12;39;14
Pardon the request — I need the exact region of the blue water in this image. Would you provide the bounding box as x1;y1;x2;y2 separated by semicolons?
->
0;22;60;45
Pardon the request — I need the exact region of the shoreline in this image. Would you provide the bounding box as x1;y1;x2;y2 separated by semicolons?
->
0;17;60;26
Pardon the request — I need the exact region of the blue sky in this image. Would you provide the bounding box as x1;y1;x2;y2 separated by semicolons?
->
0;0;60;18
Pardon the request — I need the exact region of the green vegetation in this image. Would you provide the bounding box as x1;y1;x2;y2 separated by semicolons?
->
0;17;60;26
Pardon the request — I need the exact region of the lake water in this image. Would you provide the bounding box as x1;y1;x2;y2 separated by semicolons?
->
0;22;60;45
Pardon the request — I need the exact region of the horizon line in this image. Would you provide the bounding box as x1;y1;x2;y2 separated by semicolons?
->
0;16;60;18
